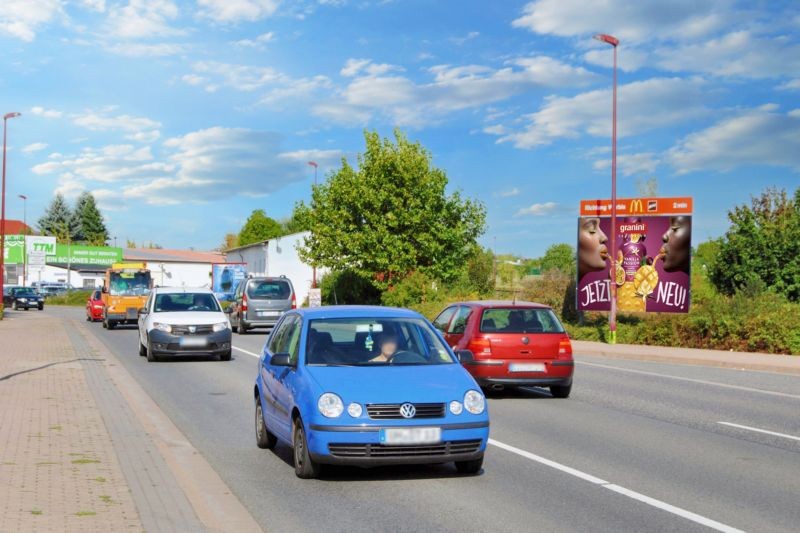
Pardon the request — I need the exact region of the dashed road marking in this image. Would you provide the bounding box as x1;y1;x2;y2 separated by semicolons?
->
718;421;800;442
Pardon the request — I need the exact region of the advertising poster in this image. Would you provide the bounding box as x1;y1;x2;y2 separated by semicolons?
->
2;235;25;263
577;197;693;314
48;245;123;266
212;263;247;301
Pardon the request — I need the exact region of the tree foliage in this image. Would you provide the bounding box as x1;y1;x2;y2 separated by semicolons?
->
280;203;311;235
37;193;81;243
219;233;240;251
238;209;283;246
710;187;800;302
297;129;486;289
74;192;109;246
540;243;576;276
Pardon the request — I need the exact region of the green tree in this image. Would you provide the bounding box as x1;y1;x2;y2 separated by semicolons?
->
280;203;311;235
297;129;486;289
74;192;109;246
541;243;576;276
238;209;283;246
465;247;494;296
710;187;800;302
38;193;80;242
218;233;240;251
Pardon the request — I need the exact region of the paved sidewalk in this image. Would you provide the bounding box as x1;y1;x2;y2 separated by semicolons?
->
0;311;142;531
573;340;800;375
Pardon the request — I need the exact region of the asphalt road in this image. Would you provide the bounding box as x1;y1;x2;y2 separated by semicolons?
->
49;307;800;532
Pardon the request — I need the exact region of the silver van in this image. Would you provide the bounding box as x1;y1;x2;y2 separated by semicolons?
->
227;276;296;334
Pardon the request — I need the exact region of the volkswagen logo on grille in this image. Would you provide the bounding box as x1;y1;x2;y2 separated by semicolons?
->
521;336;530;345
188;326;196;333
399;403;416;419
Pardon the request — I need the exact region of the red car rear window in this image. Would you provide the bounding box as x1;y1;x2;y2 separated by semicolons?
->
480;308;565;334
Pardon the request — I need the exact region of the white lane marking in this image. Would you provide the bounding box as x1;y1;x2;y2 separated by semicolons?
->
603;484;744;533
578;361;800;400
232;346;261;358
489;438;744;533
718;422;800;442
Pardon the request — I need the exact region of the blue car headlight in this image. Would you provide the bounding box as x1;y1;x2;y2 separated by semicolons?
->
318;393;344;418
464;390;485;415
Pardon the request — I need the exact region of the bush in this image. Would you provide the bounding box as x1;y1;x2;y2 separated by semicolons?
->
319;269;381;306
46;290;93;306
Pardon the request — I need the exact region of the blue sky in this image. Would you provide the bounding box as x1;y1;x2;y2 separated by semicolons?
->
1;0;798;256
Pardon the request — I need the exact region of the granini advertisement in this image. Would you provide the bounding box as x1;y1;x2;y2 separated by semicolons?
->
577;197;693;314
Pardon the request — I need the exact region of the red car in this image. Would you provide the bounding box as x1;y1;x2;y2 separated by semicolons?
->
433;301;574;398
86;289;104;322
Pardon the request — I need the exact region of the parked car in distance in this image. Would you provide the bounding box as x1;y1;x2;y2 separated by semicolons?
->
3;286;44;311
432;301;574;398
254;306;489;479
86;289;104;321
137;287;232;362
228;275;296;334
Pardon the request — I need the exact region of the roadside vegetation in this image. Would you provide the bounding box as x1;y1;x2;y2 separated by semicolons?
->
45;290;93;306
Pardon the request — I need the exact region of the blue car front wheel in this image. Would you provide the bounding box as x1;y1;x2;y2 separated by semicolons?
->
293;419;321;479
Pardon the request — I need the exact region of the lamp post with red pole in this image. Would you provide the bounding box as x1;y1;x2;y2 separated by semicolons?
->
593;33;619;344
19;194;27;287
1;111;21;309
307;161;319;288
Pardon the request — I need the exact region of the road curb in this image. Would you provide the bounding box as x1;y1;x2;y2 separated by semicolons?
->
572;341;800;376
72;319;263;533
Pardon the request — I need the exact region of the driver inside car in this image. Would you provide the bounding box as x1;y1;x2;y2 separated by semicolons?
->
369;332;399;363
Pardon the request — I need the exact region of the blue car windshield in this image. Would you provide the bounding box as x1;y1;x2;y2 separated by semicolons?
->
306;317;455;366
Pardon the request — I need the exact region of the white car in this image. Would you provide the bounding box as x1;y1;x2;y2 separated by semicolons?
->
137;287;232;362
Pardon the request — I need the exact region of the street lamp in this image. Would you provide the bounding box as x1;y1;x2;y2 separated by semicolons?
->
593;33;619;345
307;161;319;288
18;194;27;287
1;111;21;307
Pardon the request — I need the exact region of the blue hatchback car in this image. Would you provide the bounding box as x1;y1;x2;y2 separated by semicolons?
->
254;306;490;478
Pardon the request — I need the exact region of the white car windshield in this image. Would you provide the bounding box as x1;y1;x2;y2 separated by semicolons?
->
306;317;454;366
154;293;221;313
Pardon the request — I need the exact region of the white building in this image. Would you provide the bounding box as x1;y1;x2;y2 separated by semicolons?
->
225;232;316;306
123;248;227;288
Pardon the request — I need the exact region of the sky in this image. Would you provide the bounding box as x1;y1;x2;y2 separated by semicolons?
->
1;0;798;257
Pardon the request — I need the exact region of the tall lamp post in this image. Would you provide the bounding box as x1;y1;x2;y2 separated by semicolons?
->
1;111;21;307
593;33;619;345
19;194;27;287
307;161;318;288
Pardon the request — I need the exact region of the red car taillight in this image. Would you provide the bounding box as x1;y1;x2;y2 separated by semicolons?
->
291;293;297;309
467;337;492;357
241;293;248;312
558;337;573;359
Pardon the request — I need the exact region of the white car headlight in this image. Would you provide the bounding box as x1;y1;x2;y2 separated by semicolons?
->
153;322;172;333
212;321;229;332
347;403;363;418
463;390;485;415
318;393;344;418
449;400;463;415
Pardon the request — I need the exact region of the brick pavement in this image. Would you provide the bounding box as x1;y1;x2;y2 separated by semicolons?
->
0;310;142;532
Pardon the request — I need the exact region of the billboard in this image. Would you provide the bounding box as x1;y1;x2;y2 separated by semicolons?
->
577;197;693;313
49;245;123;266
2;235;25;263
211;263;247;301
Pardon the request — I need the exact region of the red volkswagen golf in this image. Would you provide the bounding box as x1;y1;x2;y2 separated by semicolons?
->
433;301;574;398
86;289;104;322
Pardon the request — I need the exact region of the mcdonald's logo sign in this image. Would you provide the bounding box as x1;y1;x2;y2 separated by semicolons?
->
629;199;644;214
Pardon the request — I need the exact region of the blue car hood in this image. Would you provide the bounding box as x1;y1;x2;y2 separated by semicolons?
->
306;363;478;404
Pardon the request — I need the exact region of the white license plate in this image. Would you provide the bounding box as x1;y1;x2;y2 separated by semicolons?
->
380;427;441;445
180;337;208;348
509;363;546;373
258;311;280;317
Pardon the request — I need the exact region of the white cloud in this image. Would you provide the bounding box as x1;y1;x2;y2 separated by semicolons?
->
191;61;287;91
0;0;62;42
73;111;161;143
107;0;182;39
777;79;800;91
233;31;275;48
583;47;650;73
496;77;710;149
79;0;106;12
512;0;732;43
107;42;187;57
197;0;279;22
593;152;660;177
667;106;800;173
655;31;800;79
21;142;48;154
493;187;520;198
516;202;558;216
450;31;480;45
181;74;206;86
316;55;597;127
30;106;63;118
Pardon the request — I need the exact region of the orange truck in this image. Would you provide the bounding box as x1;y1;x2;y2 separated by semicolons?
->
102;262;152;330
